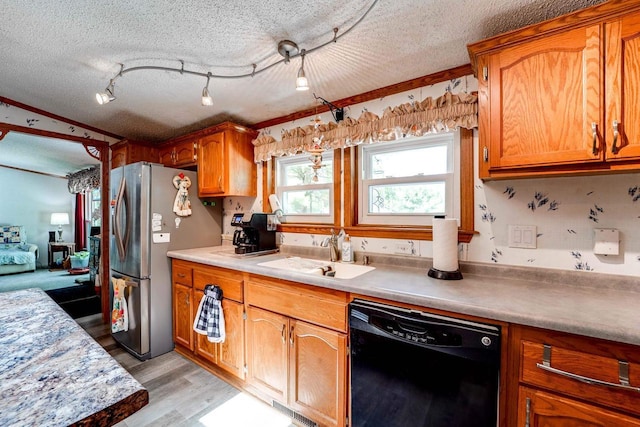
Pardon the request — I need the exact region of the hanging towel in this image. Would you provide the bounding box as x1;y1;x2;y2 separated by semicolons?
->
111;278;129;333
193;284;226;343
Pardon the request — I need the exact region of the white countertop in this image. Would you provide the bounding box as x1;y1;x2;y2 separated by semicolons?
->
167;246;640;346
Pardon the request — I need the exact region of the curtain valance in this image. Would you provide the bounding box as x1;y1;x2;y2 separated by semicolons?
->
252;91;477;162
67;165;100;194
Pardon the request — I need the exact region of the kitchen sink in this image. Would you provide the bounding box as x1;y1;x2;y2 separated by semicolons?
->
257;257;375;279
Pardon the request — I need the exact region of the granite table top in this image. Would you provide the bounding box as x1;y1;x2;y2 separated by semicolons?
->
167;245;640;347
0;288;148;427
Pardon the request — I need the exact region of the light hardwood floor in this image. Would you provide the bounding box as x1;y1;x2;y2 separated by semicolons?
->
77;314;296;427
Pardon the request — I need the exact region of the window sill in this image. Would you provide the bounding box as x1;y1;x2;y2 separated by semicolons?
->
277;223;475;243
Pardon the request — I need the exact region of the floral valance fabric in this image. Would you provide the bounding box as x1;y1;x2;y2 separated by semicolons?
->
67;165;100;194
252;91;478;162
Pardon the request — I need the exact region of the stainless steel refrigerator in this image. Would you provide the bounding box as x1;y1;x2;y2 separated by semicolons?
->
110;162;222;360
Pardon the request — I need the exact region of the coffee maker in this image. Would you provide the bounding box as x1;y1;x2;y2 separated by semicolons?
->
232;213;277;255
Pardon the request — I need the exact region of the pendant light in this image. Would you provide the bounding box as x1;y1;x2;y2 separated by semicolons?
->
201;73;213;106
296;49;309;91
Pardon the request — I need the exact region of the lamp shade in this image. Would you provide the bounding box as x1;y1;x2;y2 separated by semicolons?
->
50;212;70;225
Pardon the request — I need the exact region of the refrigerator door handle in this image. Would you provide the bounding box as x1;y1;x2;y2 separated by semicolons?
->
114;175;130;261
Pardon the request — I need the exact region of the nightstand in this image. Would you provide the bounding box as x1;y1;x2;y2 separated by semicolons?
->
48;242;76;268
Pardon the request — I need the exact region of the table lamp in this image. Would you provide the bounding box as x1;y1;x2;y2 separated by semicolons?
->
51;213;70;242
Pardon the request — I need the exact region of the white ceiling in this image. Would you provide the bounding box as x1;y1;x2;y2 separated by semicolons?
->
0;0;605;175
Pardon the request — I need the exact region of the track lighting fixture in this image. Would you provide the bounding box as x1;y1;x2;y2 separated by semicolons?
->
95;79;116;105
94;0;378;106
201;73;213;106
296;49;309;91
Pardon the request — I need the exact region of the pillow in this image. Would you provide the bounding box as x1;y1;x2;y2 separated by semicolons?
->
1;226;25;244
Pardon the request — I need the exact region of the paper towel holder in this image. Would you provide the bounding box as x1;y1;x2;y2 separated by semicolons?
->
428;267;463;280
428;215;463;280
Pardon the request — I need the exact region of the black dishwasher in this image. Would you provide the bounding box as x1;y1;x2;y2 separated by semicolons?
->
349;299;501;427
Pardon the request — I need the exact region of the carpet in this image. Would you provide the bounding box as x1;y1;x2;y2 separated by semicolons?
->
0;268;89;293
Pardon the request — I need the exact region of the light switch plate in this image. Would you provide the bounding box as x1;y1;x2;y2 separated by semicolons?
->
508;225;537;249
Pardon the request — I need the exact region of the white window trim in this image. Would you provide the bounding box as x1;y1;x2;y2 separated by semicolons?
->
276;151;334;224
358;131;460;226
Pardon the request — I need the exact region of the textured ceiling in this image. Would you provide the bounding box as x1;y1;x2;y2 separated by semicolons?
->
0;0;606;174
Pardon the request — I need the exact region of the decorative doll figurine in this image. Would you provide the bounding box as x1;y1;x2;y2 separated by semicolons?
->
172;173;192;217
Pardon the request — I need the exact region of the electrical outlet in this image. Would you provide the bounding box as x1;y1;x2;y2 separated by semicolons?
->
394;243;412;255
459;243;469;261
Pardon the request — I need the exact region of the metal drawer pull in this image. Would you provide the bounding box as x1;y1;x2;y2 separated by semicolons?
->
537;344;640;392
591;122;598;155
611;120;619;154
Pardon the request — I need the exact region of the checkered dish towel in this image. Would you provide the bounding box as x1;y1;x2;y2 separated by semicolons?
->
193;284;226;343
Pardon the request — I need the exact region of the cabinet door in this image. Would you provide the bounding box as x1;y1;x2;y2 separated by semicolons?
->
173;283;194;351
158;145;175;166
198;132;225;196
173;140;197;166
111;145;128;169
246;306;288;403
289;320;347;427
605;11;640;162
518;387;640;427
217;299;245;379
193;289;218;364
485;25;602;170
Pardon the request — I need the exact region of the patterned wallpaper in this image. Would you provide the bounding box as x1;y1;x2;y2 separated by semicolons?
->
0;101;119;143
224;76;640;278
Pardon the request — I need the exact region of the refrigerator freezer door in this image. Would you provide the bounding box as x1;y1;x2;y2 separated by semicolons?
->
110;163;151;279
110;271;151;359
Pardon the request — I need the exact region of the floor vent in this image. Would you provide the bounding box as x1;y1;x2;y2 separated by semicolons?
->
272;401;318;427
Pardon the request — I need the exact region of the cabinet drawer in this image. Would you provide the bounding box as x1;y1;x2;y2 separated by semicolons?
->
521;340;640;416
246;276;348;332
172;260;193;287
193;266;243;303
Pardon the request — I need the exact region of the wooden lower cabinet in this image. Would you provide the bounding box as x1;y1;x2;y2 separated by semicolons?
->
518;387;640;427
246;306;347;427
172;260;246;381
246;306;289;402
193;296;245;379
511;325;640;426
173;282;193;351
289;319;347;427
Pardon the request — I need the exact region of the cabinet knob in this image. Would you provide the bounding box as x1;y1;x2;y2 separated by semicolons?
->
483;146;489;162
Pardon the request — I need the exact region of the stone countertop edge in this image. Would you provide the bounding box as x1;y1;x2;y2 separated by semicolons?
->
167;245;640;347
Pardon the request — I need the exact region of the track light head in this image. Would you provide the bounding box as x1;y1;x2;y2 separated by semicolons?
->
96;80;116;105
201;74;213;106
296;49;309;91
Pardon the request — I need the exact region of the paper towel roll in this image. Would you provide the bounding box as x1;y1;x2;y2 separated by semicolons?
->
432;218;459;272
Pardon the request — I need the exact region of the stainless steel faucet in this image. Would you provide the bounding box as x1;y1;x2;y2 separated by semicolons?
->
321;228;340;262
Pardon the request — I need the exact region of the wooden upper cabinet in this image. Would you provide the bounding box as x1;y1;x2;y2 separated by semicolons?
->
197;122;258;197
468;2;640;179
110;139;157;169
485;25;602;171
158;138;198;167
605;11;640;163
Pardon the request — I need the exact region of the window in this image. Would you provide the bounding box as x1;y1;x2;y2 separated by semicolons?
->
275;151;335;224
87;188;101;227
358;132;459;226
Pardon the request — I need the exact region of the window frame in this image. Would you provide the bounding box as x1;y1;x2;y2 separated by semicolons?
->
275;151;335;224
358;132;458;226
261;129;474;242
263;149;342;234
